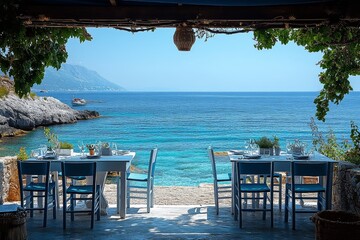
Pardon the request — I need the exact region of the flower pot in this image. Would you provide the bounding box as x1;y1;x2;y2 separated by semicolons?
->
89;149;95;156
274;147;281;156
101;147;112;156
259;148;273;155
57;149;73;156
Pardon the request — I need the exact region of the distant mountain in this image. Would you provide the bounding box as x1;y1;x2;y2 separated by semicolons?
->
31;64;125;92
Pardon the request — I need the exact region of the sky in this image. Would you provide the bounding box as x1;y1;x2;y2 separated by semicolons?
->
65;28;360;92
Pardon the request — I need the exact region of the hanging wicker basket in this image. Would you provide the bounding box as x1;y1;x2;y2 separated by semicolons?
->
173;27;195;51
311;210;360;240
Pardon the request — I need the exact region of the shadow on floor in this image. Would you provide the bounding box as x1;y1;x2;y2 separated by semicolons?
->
25;205;315;240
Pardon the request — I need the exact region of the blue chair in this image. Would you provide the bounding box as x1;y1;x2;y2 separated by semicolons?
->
127;148;158;213
208;146;232;215
285;161;330;230
61;161;101;229
17;160;56;227
234;161;274;228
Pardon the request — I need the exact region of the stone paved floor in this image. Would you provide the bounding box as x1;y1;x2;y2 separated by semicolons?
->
25;204;315;240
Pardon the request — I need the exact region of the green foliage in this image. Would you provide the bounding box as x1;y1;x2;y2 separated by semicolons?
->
0;86;9;98
17;147;29;161
43;127;59;150
310;117;360;164
59;141;73;149
256;136;274;148
253;25;360;121
0;1;92;97
273;136;280;148
29;92;36;100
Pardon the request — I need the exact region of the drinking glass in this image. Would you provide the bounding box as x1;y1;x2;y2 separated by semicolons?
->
112;143;118;155
30;149;40;158
78;141;85;156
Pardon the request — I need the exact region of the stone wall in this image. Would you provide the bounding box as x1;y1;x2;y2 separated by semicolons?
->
0;156;20;204
333;161;360;215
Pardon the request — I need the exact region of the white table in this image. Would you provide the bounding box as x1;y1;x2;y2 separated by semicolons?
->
228;152;337;211
31;152;135;219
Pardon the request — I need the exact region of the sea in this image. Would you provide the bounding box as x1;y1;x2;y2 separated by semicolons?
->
1;92;359;186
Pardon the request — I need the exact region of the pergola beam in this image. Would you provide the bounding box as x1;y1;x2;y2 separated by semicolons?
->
18;1;360;29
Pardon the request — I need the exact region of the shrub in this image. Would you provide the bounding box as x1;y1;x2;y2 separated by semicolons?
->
0;86;9;98
310;117;360;165
29;92;37;99
256;137;274;148
273;136;280;148
17;147;29;161
59;141;73;149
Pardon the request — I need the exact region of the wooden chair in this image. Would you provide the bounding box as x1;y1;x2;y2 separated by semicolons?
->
234;161;274;228
61;161;101;229
208;146;232;215
285;161;329;230
127;148;158;213
17;160;56;227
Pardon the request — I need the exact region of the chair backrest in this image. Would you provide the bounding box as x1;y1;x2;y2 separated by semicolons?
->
17;160;51;176
148;148;158;179
237;161;273;176
292;161;329;177
61;161;97;178
207;146;217;180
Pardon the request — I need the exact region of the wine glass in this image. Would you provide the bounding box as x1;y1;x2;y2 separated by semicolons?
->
30;149;40;159
244;140;249;154
112;143;118;155
78;141;85;156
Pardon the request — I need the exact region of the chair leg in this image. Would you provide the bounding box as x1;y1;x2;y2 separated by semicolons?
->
292;190;296;230
127;182;131;209
239;192;243;228
71;194;75;221
284;185;289;222
150;181;154;208
30;192;34;218
63;195;66;229
91;193;95;229
43;192;49;227
214;183;219;215
147;182;151;213
278;175;282;212
263;192;267;220
52;189;57;220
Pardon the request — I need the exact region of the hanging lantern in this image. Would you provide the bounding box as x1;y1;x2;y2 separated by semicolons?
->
173;27;196;51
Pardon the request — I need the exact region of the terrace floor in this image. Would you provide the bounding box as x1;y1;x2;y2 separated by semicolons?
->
25;204;315;240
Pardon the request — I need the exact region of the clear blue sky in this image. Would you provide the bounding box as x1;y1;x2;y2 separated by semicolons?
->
66;28;360;92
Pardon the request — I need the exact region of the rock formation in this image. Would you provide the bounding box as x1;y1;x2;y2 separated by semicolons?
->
0;76;99;137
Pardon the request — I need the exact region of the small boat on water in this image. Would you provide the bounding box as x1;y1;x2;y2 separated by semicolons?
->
72;98;87;106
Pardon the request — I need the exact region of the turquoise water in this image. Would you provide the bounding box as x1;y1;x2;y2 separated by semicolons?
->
1;92;360;186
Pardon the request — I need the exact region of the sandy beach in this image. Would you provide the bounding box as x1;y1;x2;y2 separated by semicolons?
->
103;183;231;206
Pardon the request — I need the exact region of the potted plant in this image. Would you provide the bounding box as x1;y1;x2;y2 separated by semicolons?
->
43;127;59;158
287;139;306;155
256;136;274;155
101;142;112;156
86;144;96;156
273;136;281;156
58;142;74;156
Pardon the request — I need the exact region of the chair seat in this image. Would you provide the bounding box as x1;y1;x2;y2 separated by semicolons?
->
127;173;148;181
24;182;55;191
217;173;231;182
240;183;270;192
59;172;86;180
66;185;94;194
288;183;326;193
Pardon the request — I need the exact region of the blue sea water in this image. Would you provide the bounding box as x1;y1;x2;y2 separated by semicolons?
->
1;92;360;186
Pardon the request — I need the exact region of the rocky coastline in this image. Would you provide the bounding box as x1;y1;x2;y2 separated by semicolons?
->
0;76;99;138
